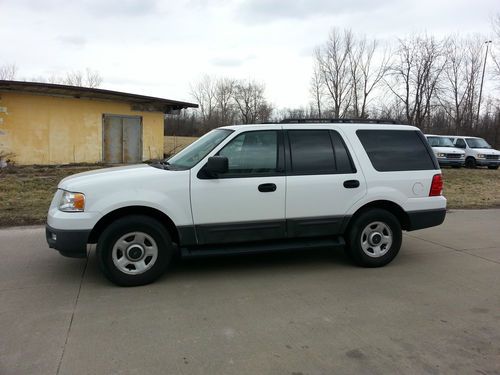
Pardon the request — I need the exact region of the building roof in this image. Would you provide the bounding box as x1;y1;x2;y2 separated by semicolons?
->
0;80;198;113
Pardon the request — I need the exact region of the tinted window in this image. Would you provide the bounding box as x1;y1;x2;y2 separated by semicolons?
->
330;131;356;173
357;130;436;171
455;138;466;148
465;138;491;149
289;130;335;174
218;131;278;175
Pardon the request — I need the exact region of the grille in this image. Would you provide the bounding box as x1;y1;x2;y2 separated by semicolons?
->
446;154;462;159
485;155;499;160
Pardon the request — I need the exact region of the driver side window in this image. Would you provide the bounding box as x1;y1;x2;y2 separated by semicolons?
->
218;131;278;175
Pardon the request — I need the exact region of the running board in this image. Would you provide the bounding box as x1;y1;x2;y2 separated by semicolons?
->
180;236;345;258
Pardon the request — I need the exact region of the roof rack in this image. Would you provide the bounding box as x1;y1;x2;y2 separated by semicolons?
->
279;118;402;125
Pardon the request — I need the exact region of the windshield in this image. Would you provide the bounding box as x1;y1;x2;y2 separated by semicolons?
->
465;138;491;149
167;129;233;169
427;136;455;147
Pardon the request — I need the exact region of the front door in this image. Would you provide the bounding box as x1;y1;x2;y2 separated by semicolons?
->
103;115;142;163
190;130;286;245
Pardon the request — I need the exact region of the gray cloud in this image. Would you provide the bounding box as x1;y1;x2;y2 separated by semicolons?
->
83;0;159;17
210;54;256;67
237;0;393;23
57;35;86;47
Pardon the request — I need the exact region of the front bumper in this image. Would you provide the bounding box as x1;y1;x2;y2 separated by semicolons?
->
46;225;90;258
437;158;465;167
476;159;500;167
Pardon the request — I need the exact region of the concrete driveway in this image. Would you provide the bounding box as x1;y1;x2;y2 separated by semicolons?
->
1;209;499;375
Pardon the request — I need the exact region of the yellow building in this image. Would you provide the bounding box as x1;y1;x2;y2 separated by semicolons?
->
0;80;197;165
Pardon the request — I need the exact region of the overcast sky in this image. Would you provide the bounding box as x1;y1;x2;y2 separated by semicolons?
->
1;0;498;108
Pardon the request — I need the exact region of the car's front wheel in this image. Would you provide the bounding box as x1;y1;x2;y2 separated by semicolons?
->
346;209;402;267
465;157;477;168
97;215;173;286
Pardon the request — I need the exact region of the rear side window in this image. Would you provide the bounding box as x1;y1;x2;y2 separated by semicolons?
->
357;130;436;171
288;130;355;174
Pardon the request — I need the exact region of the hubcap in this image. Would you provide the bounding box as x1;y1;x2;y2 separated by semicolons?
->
112;232;158;275
360;221;393;258
126;244;144;261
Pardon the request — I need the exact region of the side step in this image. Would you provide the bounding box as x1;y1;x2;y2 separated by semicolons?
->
180;236;345;258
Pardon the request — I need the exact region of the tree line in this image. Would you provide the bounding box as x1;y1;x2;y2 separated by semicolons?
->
0;65;103;88
170;17;500;148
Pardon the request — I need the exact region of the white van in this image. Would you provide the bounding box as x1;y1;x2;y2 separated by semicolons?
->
448;136;500;169
425;135;465;168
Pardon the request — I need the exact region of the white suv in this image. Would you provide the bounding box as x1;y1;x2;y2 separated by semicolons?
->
448;136;500;169
46;120;447;286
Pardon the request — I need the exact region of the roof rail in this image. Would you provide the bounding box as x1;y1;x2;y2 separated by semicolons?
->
279;118;402;125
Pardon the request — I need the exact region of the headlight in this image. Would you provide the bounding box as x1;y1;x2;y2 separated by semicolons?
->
437;153;445;157
59;191;85;212
460;154;465;158
477;154;485;159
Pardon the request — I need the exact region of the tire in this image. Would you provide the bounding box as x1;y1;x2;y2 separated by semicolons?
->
346;209;402;268
488;166;499;170
97;215;173;286
465;157;477;168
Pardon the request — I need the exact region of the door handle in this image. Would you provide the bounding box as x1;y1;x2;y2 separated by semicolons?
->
258;183;277;192
343;180;360;189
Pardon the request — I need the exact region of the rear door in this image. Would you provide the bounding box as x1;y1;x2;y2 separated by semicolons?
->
285;129;366;238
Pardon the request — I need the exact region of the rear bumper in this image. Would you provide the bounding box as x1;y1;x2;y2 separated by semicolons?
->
45;225;90;258
406;208;446;231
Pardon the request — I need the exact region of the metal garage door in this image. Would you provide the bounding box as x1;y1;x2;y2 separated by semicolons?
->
103;115;142;163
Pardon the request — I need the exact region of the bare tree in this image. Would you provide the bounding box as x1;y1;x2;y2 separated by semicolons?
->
386;35;446;130
85;68;103;88
314;28;354;118
190;75;217;125
491;14;500;83
438;36;483;134
310;54;324;117
64;71;84;86
215;77;237;126
233;79;271;124
349;37;390;118
0;64;18;80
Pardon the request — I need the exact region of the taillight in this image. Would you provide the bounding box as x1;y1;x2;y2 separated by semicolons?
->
429;174;443;196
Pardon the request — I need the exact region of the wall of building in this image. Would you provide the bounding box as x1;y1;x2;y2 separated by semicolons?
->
0;92;164;165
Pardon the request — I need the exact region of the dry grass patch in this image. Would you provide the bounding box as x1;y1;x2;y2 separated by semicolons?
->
0;165;102;227
442;168;500;209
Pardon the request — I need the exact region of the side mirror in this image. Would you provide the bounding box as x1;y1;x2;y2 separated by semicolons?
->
198;156;228;179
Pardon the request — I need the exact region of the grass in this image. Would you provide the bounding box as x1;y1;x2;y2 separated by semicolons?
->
441;168;500;209
0;165;102;227
0;165;498;227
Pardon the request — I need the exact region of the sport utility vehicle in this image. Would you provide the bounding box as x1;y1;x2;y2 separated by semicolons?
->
46;120;446;286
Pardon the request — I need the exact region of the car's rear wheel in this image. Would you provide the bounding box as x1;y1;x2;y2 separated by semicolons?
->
346;209;402;267
97;215;173;286
488;166;498;170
